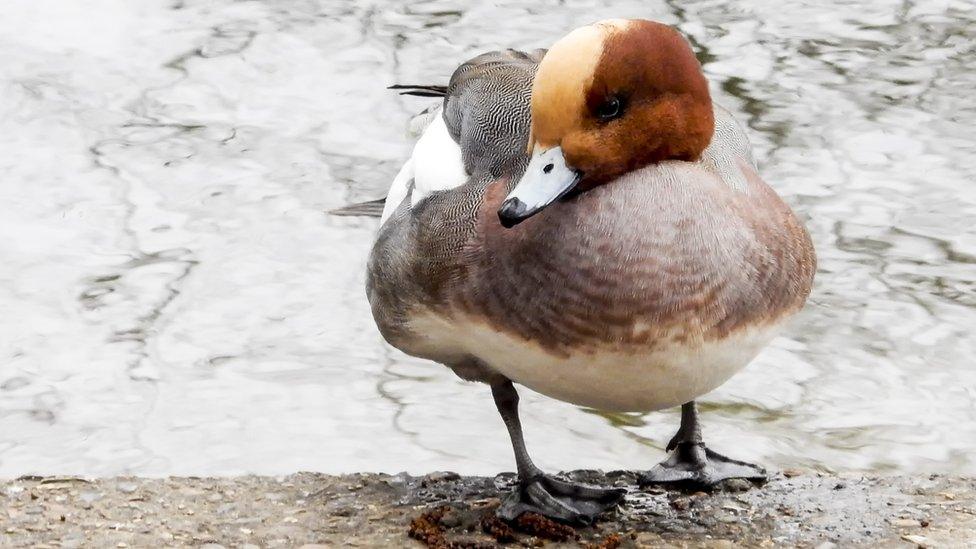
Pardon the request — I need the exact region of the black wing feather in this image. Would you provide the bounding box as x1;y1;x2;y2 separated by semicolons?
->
387;84;448;97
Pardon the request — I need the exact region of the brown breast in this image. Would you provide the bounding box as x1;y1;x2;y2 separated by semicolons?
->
445;159;816;357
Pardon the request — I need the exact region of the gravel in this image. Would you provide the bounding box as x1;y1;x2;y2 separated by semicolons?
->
1;471;973;547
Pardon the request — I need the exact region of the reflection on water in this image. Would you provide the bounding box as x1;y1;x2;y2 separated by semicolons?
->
1;0;974;477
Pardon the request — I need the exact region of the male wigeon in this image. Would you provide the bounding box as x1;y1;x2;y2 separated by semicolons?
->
335;19;816;523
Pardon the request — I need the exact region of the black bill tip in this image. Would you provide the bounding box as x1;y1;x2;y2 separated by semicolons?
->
498;197;531;228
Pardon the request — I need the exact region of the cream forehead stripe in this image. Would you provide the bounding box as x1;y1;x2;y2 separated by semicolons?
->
530;19;633;148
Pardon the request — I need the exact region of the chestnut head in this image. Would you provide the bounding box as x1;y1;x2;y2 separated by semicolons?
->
499;20;714;228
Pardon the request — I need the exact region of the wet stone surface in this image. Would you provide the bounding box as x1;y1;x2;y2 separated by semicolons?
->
0;472;973;547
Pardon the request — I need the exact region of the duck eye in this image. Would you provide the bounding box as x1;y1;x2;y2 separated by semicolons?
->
595;96;623;121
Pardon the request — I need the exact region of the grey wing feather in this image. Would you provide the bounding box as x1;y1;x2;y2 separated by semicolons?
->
329;48;544;218
442;48;546;177
329;197;386;217
408;105;442;137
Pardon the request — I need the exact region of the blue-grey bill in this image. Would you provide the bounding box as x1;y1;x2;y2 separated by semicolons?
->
498;146;581;228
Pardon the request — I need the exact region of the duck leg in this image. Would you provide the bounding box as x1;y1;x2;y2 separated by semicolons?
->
491;380;625;524
639;401;766;487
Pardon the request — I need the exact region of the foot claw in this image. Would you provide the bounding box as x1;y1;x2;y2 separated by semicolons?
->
639;442;766;488
497;474;625;525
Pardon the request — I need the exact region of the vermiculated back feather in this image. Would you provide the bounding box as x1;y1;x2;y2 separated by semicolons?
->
331;49;545;220
369;49;548;341
441;49;546;177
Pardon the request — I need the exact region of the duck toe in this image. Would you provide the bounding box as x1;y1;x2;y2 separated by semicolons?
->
496;474;625;525
639;442;767;488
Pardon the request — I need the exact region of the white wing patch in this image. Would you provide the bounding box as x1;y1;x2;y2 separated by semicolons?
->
380;157;414;222
410;114;467;204
380;112;467;224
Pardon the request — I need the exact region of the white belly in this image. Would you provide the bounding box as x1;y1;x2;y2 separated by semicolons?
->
409;312;782;412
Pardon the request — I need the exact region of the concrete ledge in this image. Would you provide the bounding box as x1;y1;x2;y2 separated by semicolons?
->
1;471;973;547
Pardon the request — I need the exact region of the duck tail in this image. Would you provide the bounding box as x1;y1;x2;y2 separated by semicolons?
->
388;84;448;98
328;197;386;218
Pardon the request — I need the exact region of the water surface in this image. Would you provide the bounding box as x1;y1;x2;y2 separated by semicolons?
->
1;0;974;477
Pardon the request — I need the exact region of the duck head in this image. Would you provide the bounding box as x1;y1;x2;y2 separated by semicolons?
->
498;19;715;228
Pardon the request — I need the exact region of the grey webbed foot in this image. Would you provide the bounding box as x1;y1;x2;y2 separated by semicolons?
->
497;474;625;524
490;381;625;524
639;401;766;489
639;441;766;488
